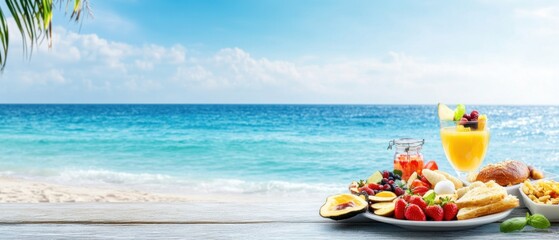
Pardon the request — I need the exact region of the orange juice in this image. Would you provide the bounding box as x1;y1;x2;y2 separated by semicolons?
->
440;127;490;171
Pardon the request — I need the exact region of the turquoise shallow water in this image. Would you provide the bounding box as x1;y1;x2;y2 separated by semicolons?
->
0;104;558;196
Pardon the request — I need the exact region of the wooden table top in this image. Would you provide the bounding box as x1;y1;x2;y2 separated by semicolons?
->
0;201;557;239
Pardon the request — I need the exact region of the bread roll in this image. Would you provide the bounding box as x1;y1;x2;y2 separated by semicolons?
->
475;160;530;186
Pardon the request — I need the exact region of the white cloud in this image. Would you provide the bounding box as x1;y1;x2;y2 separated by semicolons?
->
1;25;558;104
515;7;559;22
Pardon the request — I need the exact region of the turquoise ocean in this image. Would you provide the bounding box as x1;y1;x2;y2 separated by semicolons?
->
0;105;558;196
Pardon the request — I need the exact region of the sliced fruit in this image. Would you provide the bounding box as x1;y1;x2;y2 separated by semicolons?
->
373;204;395;217
366;171;383;184
411;186;429;196
368;191;397;202
375;191;397;198
456;125;471;132
319;194;368;220
348;181;359;194
478;114;487;130
370;201;396;210
411;179;430;189
437;103;455;121
453;104;466;121
424;160;438;171
406;172;418;188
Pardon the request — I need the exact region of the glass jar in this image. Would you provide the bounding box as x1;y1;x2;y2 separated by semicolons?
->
388;138;425;180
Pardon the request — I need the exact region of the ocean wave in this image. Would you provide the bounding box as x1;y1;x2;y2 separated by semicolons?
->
0;169;345;196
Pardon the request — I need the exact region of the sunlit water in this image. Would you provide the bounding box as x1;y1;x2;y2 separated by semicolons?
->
0;104;557;196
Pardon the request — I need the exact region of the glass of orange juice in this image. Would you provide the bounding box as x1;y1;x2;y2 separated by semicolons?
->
440;120;490;181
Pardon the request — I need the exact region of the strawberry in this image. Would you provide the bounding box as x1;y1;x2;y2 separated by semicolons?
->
442;200;458;221
423;160;438;171
404;204;426;221
411;179;430;189
425;205;444;221
420;175;431;187
360;186;375;196
408;195;427;210
402;194;412;202
394;198;407;220
412;186;429;196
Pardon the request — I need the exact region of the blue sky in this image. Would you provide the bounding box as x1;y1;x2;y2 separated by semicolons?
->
1;0;559;104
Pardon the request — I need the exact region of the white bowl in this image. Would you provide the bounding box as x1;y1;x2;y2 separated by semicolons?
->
519;187;559;222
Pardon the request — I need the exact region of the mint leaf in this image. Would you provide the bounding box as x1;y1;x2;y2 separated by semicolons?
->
422;191;436;205
393;169;402;178
500;217;527;233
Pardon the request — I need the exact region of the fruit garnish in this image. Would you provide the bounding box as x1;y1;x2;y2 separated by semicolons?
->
411;179;430;189
394;187;405;196
359;186;375;196
453;104;466;121
423;160;438;171
366;171;383;184
375;191;397;198
478;114;487;130
441;197;458;221
371;201;396;210
408;195;427;210
404;204;426;221
394;198;407;219
425;205;444;221
456;125;471;132
470;110;479;120
437;103;454;121
319;194;368;220
373;204;395;216
464;121;478;130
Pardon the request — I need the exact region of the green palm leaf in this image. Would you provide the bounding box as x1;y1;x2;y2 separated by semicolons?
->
0;0;91;71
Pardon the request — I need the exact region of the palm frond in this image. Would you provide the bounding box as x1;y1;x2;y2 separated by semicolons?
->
0;0;91;71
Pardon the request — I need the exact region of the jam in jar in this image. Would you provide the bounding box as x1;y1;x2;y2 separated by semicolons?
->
388;138;425;180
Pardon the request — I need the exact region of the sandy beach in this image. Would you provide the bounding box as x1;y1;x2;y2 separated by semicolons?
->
0;177;195;203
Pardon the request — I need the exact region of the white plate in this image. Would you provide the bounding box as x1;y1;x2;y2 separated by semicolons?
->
362;209;513;231
505;184;524;207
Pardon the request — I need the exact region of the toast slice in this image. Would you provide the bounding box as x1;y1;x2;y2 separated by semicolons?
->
456;181;485;199
456;181;507;208
457;195;519;220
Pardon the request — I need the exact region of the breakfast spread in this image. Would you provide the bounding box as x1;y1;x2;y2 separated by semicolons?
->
319;103;553;231
469;160;545;186
320;161;519;222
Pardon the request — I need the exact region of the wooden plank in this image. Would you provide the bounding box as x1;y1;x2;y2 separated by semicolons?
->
0;202;533;223
0;222;557;239
0;202;557;239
